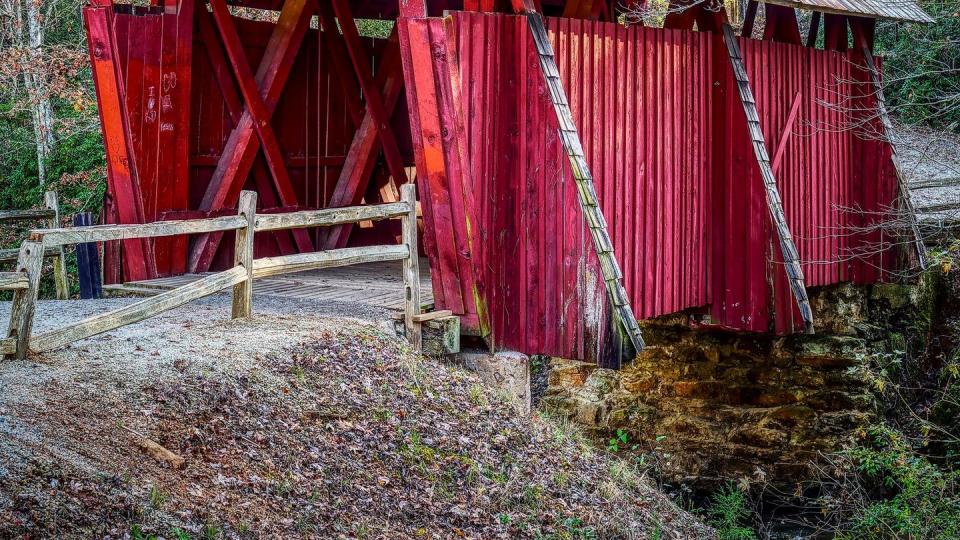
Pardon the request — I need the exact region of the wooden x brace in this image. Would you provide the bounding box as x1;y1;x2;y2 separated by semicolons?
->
189;0;315;272
319;15;408;249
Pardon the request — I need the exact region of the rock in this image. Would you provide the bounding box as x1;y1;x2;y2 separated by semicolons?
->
540;281;909;487
457;350;531;413
547;357;595;388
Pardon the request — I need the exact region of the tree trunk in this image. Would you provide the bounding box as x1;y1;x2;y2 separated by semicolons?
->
23;0;55;185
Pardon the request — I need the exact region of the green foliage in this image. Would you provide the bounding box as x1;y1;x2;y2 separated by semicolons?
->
0;108;106;220
169;529;192;540
556;517;597;540
354;18;394;39
837;424;960;540
876;1;960;131
708;483;757;540
130;525;157;540
607;429;629;452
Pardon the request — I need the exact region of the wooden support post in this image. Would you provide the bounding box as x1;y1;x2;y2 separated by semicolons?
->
742;0;758;36
44;191;69;300
400;183;422;351
232;191;257;319
762;4;803;45
5;242;44;359
84;6;153;281
806;11;822;48
721;24;814;333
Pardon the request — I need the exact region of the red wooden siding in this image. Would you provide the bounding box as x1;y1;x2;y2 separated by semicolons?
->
87;6;397;278
401;12;897;361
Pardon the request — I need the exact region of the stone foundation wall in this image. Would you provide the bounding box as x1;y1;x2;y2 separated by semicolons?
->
542;282;929;485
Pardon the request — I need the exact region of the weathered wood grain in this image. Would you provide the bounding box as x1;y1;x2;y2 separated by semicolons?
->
254;202;410;232
721;23;814;333
412;309;453;323
0;338;15;356
400;184;422;351
0;272;29;290
5;242;44;359
32;215;248;247
0;246;60;264
252;246;409;279
31;266;247;353
44;191;70;299
231;191;256;319
0;209;56;223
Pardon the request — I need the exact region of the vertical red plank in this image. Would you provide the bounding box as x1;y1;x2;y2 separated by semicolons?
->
85;6;151;281
169;0;195;274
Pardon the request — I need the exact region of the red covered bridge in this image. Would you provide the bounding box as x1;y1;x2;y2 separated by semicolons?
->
84;0;929;363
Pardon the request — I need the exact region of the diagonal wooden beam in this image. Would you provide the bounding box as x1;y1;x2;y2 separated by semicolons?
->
721;23;814;332
853;29;927;269
206;0;312;256
196;8;296;255
328;0;408;186
321;29;407;249
189;0;314;271
510;0;646;360
771;91;803;175
207;0;299;209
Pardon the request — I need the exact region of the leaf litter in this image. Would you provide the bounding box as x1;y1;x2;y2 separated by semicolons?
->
0;295;710;539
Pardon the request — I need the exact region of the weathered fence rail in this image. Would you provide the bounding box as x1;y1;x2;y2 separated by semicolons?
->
0;191;69;299
2;185;423;360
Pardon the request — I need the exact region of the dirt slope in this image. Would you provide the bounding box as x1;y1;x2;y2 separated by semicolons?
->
0;296;710;539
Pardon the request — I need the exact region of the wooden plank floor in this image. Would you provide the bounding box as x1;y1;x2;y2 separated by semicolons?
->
116;259;434;311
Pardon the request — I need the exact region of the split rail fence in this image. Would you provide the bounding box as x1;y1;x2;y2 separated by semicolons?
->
1;184;423;360
0;191;69;300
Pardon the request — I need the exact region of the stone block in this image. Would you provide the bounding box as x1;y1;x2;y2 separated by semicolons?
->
805;390;874;412
585;368;620;394
731;426;788;448
422;316;460;356
870;283;918;311
763;405;816;428
548;357;596;389
457;350;531;414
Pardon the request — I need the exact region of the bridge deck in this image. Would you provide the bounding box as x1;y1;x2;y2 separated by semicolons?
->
106;259;434;311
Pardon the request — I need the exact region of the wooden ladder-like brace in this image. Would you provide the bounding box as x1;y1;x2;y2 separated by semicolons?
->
721;24;814;333
519;10;645;355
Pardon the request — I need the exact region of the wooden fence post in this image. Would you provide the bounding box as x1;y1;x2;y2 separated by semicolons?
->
231;190;257;319
6;241;44;359
44;191;69;300
400;183;422;351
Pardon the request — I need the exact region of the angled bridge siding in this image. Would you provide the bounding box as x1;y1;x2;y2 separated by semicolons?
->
401;12;897;362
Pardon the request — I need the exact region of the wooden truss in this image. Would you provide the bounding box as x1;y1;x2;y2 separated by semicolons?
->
189;0;410;271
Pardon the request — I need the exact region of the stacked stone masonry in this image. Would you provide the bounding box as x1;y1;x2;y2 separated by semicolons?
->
542;281;930;486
